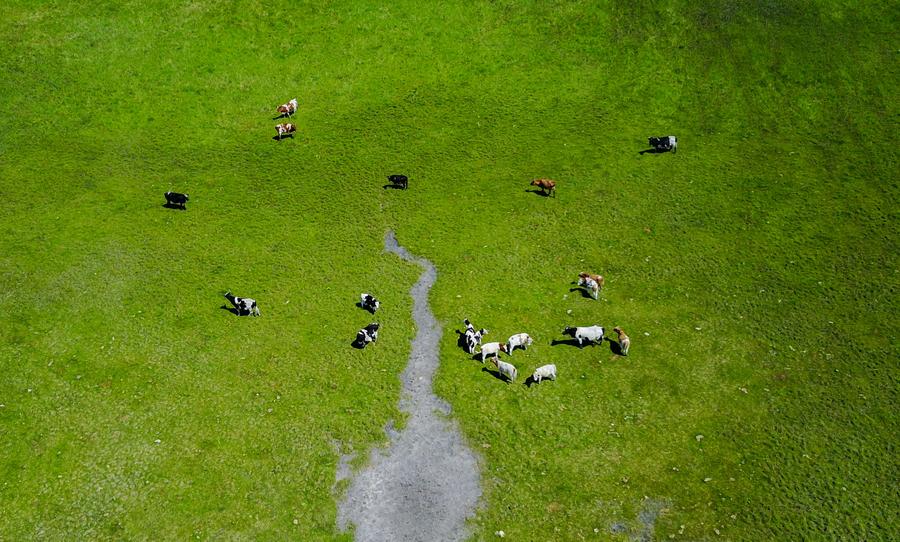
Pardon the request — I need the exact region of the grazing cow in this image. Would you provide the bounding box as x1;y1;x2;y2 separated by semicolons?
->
577;272;605;300
224;292;260;316
613;326;631;356
355;322;380;347
506;333;533;355
360;293;380;313
530;178;557;197
463;319;488;354
478;341;507;363
531;364;557;383
388;174;408;189
164;191;189;209
275;123;296;140
648;136;677;153
277;98;298;118
491;357;518;382
562;325;605;347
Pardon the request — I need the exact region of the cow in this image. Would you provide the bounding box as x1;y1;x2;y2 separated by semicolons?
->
360;293;380;313
355;322;379;348
530;178;556;197
613;326;631;356
506;333;533;355
388;174;408;189
275;123;296;140
477;341;507;363
577;272;605;300
648;136;677;153
224;292;260;316
277;98;298;118
562;325;605;347
463;319;488;354
491;357;518;382
531;364;557;383
164;191;189;209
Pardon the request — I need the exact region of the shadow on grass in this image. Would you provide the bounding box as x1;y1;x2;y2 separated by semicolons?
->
609;340;625;356
569;286;596;299
523;375;554;388
481;366;512;384
350;339;366;349
162;203;186;210
525;189;551;197
272;134;294;141
356;302;377;314
272;113;294;121
220;305;241;316
454;329;471;352
638;147;671;155
551;338;603;348
382;184;408;190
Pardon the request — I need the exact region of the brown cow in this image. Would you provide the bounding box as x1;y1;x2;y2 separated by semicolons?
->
530;178;557;197
277;98;298;118
577;272;605;300
275;123;296;140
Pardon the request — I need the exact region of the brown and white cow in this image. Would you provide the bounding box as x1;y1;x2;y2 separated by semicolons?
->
613;326;630;356
277;98;298;118
275;123;296;140
577;272;605;300
530;178;557;197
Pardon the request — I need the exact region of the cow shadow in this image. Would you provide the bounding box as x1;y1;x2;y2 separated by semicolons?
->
356;302;377;314
351;339;366;349
608;340;625;356
569;286;596;299
455;329;470;351
220;305;241;316
551;338;601;348
272;134;295;141
638;147;670;155
481;367;512;384
382;183;407;190
525;189;551;197
272;113;294;121
162;203;186;210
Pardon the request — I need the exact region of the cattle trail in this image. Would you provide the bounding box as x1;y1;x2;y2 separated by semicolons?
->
337;231;481;541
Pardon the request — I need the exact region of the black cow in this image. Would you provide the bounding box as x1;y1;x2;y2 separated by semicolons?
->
164;191;189;209
388;174;408;189
648;136;678;153
355;322;380;348
224;292;260;316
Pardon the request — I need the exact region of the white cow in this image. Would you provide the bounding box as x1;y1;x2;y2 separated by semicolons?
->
492;358;518;382
562;325;605;347
506;333;533;355
478;341;507;363
531;364;557;383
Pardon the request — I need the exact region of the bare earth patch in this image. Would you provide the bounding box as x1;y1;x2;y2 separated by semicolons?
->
337;231;482;541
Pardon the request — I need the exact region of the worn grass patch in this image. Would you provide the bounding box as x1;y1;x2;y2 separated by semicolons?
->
1;0;897;540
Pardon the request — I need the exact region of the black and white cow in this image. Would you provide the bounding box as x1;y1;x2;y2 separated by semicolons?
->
355;322;380;348
164;191;189;209
224;292;260;316
388;174;408;189
360;293;380;313
463;318;488;354
648;136;678;153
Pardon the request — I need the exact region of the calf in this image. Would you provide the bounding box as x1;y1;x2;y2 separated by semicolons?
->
562;325;605;347
463;319;488;354
506;333;533;355
360;293;380;313
531;364;557;383
355;322;380;348
529;178;557;197
491;357;518;382
224;292;260;316
613;326;630;356
648;135;677;153
275;123;296;140
577;272;605;300
276;98;298;118
388;174;408;189
478;341;507;363
164;191;189;209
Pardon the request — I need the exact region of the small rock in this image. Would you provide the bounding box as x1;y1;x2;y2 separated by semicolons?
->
154;439;161;444
695;327;702;331
482;443;491;449
696;434;704;442
715;528;721;535
644;332;650;336
292;519;299;525
496;530;505;538
703;477;712;482
594;528;599;533
566;309;572;314
739;387;748;394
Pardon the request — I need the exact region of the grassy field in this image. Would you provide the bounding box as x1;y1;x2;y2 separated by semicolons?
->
1;0;897;540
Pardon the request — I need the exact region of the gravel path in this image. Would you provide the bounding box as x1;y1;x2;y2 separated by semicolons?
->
336;231;482;541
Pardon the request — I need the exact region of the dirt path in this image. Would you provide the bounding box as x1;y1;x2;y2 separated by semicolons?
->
336;231;481;541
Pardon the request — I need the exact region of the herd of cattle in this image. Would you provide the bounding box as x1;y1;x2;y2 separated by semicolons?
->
165;98;675;384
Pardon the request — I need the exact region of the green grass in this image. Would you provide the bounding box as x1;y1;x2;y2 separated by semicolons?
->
1;0;897;540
